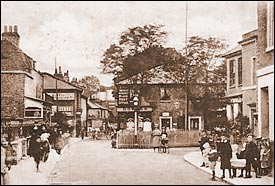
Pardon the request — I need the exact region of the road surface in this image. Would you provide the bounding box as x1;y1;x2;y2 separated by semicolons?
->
49;140;228;185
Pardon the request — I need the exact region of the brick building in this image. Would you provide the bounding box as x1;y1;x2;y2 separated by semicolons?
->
223;29;258;134
42;68;85;137
256;1;274;141
1;25;52;140
114;65;225;131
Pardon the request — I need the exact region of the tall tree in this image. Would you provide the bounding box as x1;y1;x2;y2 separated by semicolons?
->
163;36;228;129
100;24;168;85
75;75;100;97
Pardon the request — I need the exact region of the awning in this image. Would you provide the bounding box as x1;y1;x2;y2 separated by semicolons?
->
25;97;43;109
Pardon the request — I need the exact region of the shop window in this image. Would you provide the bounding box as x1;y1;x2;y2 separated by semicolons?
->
25;107;42;118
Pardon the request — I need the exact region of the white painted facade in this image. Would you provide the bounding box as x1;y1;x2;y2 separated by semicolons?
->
256;65;274;141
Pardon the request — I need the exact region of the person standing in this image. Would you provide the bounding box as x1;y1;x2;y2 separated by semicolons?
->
28;127;43;172
151;127;161;152
245;134;261;178
208;145;219;181
217;134;233;179
81;127;85;140
1;142;9;185
260;138;271;176
54;130;64;155
160;127;169;153
40;126;50;162
199;130;209;167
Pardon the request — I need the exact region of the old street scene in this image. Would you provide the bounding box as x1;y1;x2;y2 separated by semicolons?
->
1;1;274;185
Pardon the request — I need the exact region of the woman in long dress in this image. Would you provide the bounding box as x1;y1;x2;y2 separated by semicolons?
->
151;127;161;152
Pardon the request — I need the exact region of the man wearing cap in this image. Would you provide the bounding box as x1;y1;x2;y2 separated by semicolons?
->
245;134;261;178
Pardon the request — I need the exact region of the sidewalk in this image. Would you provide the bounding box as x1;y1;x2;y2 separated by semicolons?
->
8;137;81;185
183;151;274;185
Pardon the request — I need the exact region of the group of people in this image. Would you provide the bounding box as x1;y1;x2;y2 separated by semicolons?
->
27;125;64;172
151;127;169;153
200;130;272;181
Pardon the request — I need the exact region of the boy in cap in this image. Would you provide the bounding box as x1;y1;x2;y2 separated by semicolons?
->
208;144;219;181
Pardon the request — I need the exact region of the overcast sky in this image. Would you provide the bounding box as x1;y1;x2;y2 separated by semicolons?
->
1;1;257;86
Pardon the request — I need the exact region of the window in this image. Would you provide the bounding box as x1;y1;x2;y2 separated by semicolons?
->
229;60;235;87
238;57;242;86
188;116;201;130
267;1;274;50
25;107;42;118
251;57;256;85
160;87;170;100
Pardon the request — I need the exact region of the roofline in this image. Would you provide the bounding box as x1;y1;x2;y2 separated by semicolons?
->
41;72;83;91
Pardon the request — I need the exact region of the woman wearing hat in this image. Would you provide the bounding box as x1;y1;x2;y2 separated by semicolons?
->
28;127;43;172
260;138;271;176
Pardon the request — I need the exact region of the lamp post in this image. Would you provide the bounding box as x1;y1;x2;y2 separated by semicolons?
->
133;96;139;146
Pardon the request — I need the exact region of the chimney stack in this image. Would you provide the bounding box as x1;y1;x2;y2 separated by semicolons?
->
2;25;20;47
54;68;58;75
63;70;69;82
4;25;7;32
14;25;18;33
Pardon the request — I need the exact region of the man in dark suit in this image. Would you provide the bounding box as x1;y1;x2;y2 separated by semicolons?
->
217;133;233;179
245;134;261;178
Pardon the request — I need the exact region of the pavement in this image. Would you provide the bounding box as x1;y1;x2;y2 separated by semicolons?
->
6;138;273;185
183;151;274;185
8;137;81;185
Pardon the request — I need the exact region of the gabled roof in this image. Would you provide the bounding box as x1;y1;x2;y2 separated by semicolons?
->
1;40;35;71
221;45;242;58
42;72;82;91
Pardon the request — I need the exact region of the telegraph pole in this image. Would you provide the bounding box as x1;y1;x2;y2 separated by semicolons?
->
55;57;59;114
184;1;189;130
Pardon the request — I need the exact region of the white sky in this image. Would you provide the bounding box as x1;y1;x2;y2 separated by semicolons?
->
1;1;257;86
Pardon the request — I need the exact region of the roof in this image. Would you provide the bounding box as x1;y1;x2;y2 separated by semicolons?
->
87;100;109;110
42;72;82;91
222;45;242;58
1;40;35;72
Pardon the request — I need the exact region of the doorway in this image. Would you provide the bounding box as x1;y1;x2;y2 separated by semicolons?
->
159;116;172;129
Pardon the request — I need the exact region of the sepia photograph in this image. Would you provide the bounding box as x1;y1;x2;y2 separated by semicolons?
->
1;1;274;185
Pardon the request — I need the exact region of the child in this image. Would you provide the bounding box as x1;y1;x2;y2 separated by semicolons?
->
202;142;211;168
208;145;219;181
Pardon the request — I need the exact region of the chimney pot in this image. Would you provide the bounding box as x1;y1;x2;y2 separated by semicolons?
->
59;66;62;73
14;25;18;33
4;25;7;32
9;25;12;32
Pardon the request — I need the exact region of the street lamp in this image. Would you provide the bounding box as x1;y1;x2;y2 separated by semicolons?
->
133;96;139;146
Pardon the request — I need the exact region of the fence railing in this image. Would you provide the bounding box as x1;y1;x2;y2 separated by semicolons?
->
116;129;200;149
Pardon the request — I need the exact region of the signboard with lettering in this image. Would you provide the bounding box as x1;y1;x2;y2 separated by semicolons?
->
118;86;129;106
47;93;75;100
58;106;73;116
